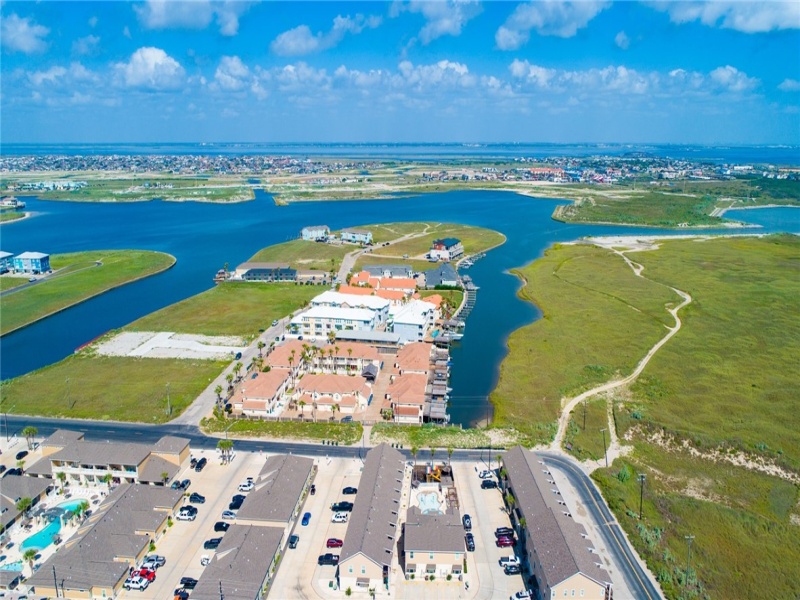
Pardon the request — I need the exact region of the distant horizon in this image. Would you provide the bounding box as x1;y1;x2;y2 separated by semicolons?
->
4;141;799;148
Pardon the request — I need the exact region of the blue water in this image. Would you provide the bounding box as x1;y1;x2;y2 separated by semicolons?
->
0;561;23;572
417;492;443;515
1;192;797;426
19;499;85;552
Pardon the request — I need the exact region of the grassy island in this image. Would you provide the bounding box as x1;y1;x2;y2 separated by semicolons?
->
0;249;175;336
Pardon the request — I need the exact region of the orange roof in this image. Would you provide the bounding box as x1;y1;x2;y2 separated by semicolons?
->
395;405;423;417
321;341;379;362
296;373;370;398
380;277;416;290
350;271;378;287
268;340;318;369
375;289;407;301
237;369;290;401
338;285;376;296
421;294;443;308
388;373;428;405
338;285;407;302
301;393;358;408
395;342;432;373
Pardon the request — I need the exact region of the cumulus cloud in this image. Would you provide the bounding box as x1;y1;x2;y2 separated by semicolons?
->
396;0;482;44
650;1;800;33
134;0;256;36
778;78;800;92
270;14;382;56
496;1;609;49
1;13;50;54
398;59;477;88
709;65;759;92
615;30;630;49
213;55;250;91
26;62;99;87
72;34;100;56
114;47;185;89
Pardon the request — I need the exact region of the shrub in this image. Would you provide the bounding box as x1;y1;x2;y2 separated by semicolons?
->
345;587;352;596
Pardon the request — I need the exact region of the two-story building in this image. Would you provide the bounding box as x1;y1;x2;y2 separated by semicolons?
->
429;238;463;262
363;264;413;278
13;251;50;274
0;251;14;273
0;475;51;535
294;373;372;414
403;507;465;579
301;225;330;241
290;306;379;338
340;228;373;245
311;290;391;328
233;262;297;282
423;263;460;288
233;369;292;417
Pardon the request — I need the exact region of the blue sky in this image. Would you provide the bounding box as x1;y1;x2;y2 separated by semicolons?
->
1;1;799;144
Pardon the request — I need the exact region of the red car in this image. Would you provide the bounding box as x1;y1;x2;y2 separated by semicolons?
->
133;568;156;582
496;536;515;548
326;538;344;548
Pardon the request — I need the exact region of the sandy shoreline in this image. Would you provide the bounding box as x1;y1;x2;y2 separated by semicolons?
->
716;203;800;216
0;211;32;225
578;232;772;252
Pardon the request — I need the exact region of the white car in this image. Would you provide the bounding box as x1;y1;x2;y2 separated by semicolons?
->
331;512;349;523
499;556;521;568
221;510;237;520
478;470;493;479
511;591;532;600
176;511;196;522
124;576;149;591
201;555;211;566
238;481;254;492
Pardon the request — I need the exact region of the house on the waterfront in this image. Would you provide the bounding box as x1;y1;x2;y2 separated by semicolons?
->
232;369;292;417
403;507;465;579
290;306;379;337
294;373;373;414
429;238;463;262
338;285;408;304
386;373;427;424
390;300;437;343
424;263;459;288
13;251;50;274
338;444;405;592
234;262;296;282
301;225;330;241
364;264;413;278
296;269;330;285
312;290;391;327
0;251;14;273
502;446;613;600
340;228;373;245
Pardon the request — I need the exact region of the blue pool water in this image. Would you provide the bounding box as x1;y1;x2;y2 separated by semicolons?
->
0;561;23;572
20;499;86;552
417;492;443;515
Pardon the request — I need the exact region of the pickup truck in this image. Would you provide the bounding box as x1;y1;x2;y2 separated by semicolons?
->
499;556;521;568
123;576;149;591
331;501;354;512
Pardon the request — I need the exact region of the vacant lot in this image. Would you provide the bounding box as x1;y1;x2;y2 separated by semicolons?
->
0;354;225;422
128;283;320;338
491;243;679;442
370;223;505;257
202;417;363;445
1;250;175;335
248;239;350;272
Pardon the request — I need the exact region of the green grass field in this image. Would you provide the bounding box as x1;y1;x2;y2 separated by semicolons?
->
0;277;28;291
0;250;175;336
419;289;464;311
248;239;350;272
0;212;25;223
202;417;363;445
0;354;226;422
491;243;679;442
355;255;435;274
129;283;320;338
563;397;609;462
370;223;505;258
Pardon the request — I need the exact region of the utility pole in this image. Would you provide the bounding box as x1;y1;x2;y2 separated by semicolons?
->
53;565;59;598
600;428;608;468
685;534;695;589
638;474;646;519
219;580;223;600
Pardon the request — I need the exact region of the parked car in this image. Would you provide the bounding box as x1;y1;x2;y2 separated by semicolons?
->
288;534;300;549
174;589;190;600
340;416;353;423
179;478;191;490
238;481;254;492
331;501;354;512
478;469;493;479
465;533;475;552
0;466;6;475
144;555;165;567
194;457;207;472
301;512;312;526
3;468;22;477
15;450;28;461
171;480;182;490
190;457;197;468
189;493;206;504
317;553;340;566
481;479;498;489
235;352;242;360
331;512;349;523
228;498;244;510
495;527;515;538
496;536;515;548
221;510;237;520
462;514;472;531
180;577;198;589
342;486;358;495
310;484;317;495
123;576;149;591
204;538;222;550
272;320;279;326
504;564;522;575
499;556;520;568
511;591;533;600
132;568;156;582
326;538;344;548
177;507;197;521
214;522;230;533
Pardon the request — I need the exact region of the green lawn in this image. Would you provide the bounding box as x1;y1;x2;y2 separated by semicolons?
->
202;417;363;445
370;223;505;258
491;243;679;442
0;355;226;422
355;255;435;274
0;212;25;223
371;423;495;450
249;239;350;272
0;277;28;291
563;397;609;462
0;250;175;336
128;283;320;338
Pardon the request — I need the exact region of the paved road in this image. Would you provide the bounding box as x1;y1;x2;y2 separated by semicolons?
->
4;416;662;599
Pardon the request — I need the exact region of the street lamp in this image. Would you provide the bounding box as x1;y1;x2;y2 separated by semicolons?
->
638;474;646;519
600;428;608;468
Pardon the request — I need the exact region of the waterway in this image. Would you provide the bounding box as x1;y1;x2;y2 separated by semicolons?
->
1;193;797;426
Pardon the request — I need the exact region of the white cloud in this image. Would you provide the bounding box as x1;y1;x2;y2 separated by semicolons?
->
88;16;98;28
615;30;630;49
709;65;759;92
114;47;185;89
650;1;800;33
72;34;100;56
27;62;99;87
397;60;477;89
401;0;483;44
213;56;250;91
778;78;800;92
28;66;67;87
134;0;256;36
275;62;331;93
496;1;609;49
123;26;132;39
270;14;382;56
1;13;50;54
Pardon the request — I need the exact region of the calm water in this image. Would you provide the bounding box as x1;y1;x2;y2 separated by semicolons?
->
1;193;797;426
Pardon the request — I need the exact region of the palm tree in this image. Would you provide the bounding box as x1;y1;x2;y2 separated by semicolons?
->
56;471;67;492
22;426;38;451
160;471;169;486
447;446;454;466
214;385;223;402
504;491;516;515
327;348;334;372
257;341;266;356
225;373;234;391
411;446;419;469
312;401;318;423
22;549;37;575
77;500;90;518
15;497;32;519
101;473;113;489
16;459;25;472
234;361;243;381
298;400;306;417
334;345;341;372
331;403;340;422
217;439;234;464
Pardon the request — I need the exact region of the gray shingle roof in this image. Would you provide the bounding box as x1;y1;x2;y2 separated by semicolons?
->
24;457;53;477
340;444;405;567
404;507;464;553
49;440;151;467
191;525;284;600
424;263;458;287
41;429;85;448
235;455;314;523
364;265;413;278
152;435;190;455
503;446;611;589
0;475;51;528
0;570;23;589
137;454;180;484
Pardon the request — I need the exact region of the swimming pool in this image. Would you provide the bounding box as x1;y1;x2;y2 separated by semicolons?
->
20;499;86;552
417;492;444;515
0;561;23;572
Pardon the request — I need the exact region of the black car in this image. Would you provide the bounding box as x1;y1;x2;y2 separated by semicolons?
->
331;501;354;512
288;534;300;549
495;527;515;538
231;494;246;503
214;522;230;533
15;450;28;461
3;468;22;477
504;564;522;575
0;465;6;475
465;533;475;552
174;590;190;600
342;487;358;495
180;577;198;589
203;538;222;550
229;496;245;510
189;493;206;504
317;553;339;566
179;478;191;490
462;514;472;531
235;352;242;360
481;479;498;489
194;457;207;472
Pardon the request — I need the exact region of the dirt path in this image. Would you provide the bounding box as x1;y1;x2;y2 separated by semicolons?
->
551;247;692;460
